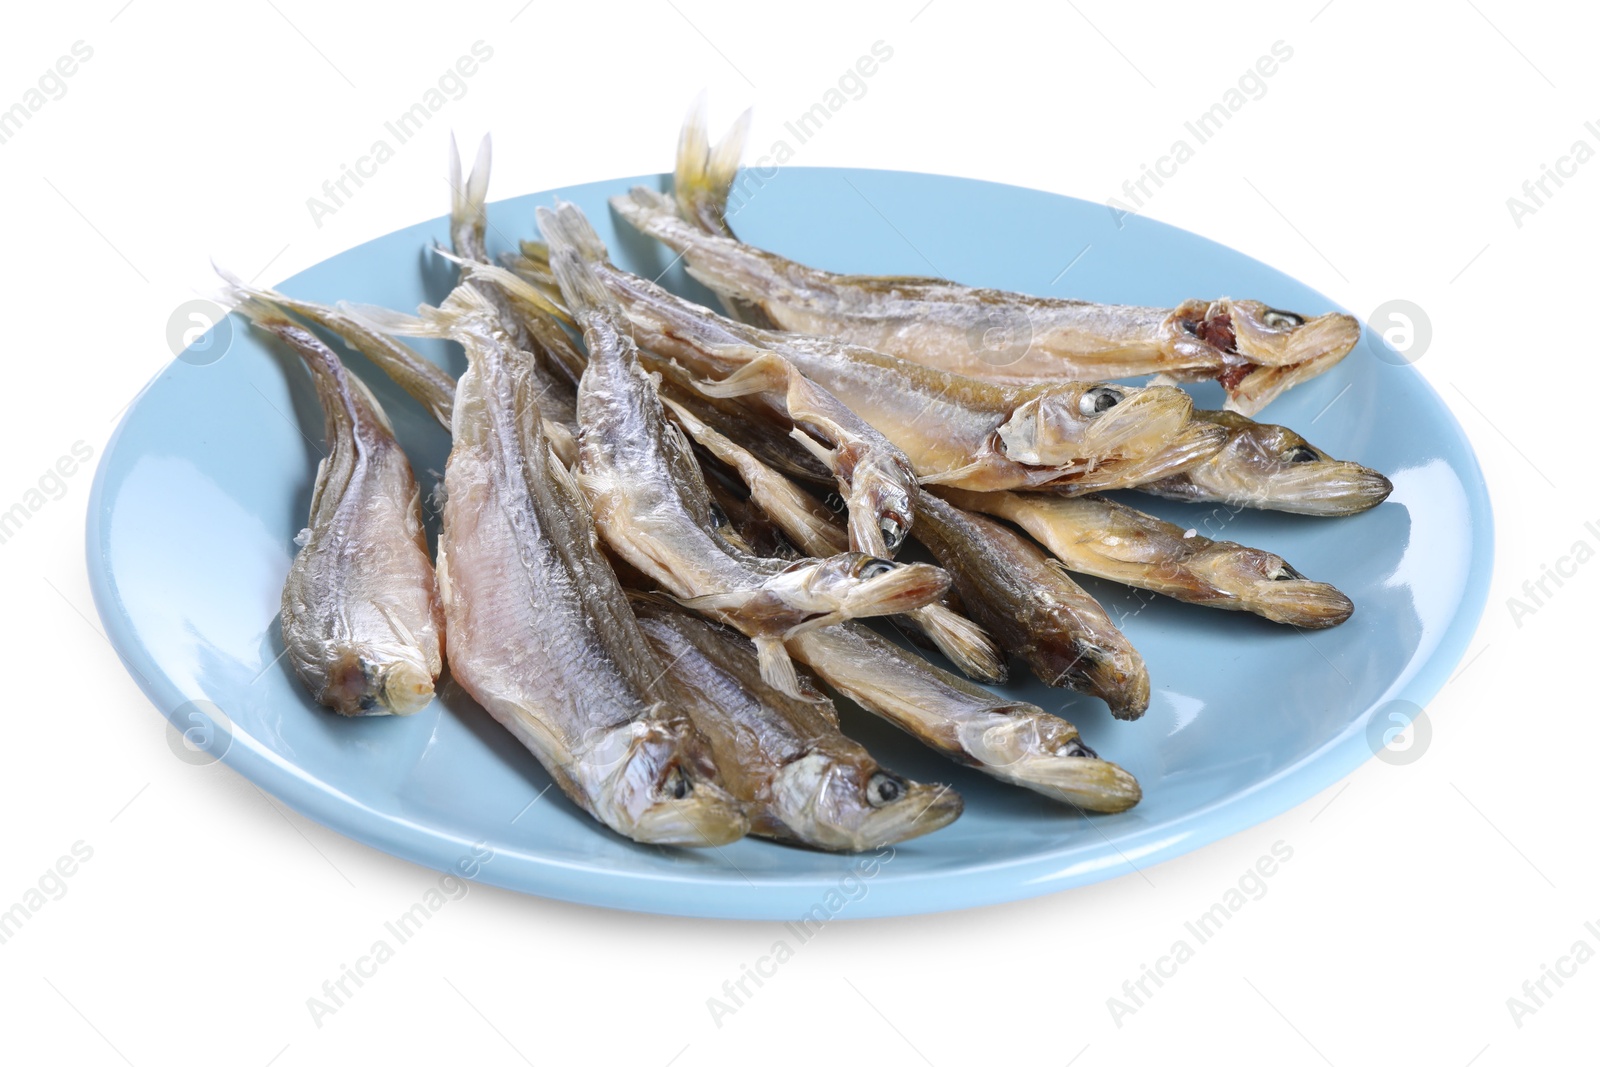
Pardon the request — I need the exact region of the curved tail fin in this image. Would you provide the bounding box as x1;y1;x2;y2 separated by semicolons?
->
674;95;751;237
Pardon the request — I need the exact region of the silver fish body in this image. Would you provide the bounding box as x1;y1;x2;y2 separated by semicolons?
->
229;297;444;717
946;488;1354;629
435;285;748;847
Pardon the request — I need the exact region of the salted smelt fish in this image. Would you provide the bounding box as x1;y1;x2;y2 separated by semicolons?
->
910;489;1148;718
223;287;443;716
1137;409;1393;516
539;202;950;699
515;238;1226;497
420;282;748;846
786;625;1141;812
943;488;1354;628
631;594;962;850
616;106;1360;417
662;392;1007;683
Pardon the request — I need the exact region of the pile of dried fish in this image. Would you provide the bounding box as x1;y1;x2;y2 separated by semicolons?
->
221;103;1389;853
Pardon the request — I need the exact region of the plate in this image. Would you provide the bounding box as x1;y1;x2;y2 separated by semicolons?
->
87;168;1492;919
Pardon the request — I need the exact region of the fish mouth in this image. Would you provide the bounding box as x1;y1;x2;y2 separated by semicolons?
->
1191;549;1355;628
382;661;437;715
1246;463;1395;516
1227;301;1362;372
959;713;1141;812
1037;640;1150;720
625;786;751;847
1221;304;1361;416
319;648;435;716
1248;578;1355;629
769;754;963;851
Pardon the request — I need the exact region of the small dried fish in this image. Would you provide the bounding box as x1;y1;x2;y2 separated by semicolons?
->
618;106;1359;416
540;202;950;698
945;488;1354;628
520;239;1226;495
911;489;1149;718
225;286;443;716
1137;409;1393;516
787;624;1141;812
632;594;963;850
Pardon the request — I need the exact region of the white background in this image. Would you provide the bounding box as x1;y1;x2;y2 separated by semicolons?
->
2;1;1594;1064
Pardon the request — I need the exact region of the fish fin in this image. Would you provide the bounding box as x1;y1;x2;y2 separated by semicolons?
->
693;351;791;399
754;636;804;699
674;95;750;234
915;460;988;487
337;300;451;341
674;589;757;612
913;604;1008;684
787;426;839;469
457;259;576;328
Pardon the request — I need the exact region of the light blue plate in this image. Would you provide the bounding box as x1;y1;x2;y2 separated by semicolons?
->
88;169;1492;919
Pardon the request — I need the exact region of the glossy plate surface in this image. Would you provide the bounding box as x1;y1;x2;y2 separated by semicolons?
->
87;169;1491;919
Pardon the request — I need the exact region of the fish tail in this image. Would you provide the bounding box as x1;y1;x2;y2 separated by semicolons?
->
213;263;296;330
448;132;493;251
537;202;620;323
674;95;751;235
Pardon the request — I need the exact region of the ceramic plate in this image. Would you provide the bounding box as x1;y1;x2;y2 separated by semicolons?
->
87;169;1492;918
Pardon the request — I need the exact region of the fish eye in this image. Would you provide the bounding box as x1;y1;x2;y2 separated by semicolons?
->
857;557;898;579
880;517;907;552
866;772;905;806
1261;308;1305;329
1078;386;1123;417
1285;445;1319;463
1061;738;1098;759
1271;563;1306;582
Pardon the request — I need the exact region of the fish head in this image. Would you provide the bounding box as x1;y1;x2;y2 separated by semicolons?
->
777;554;951;634
1186;545;1355;628
959;711;1142;812
1225;300;1362;372
588;714;751;847
995;381;1196;467
1034;638;1150;721
1183;300;1360;414
1202;415;1394;515
842;450;916;554
768;752;963;851
316;647;436;717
